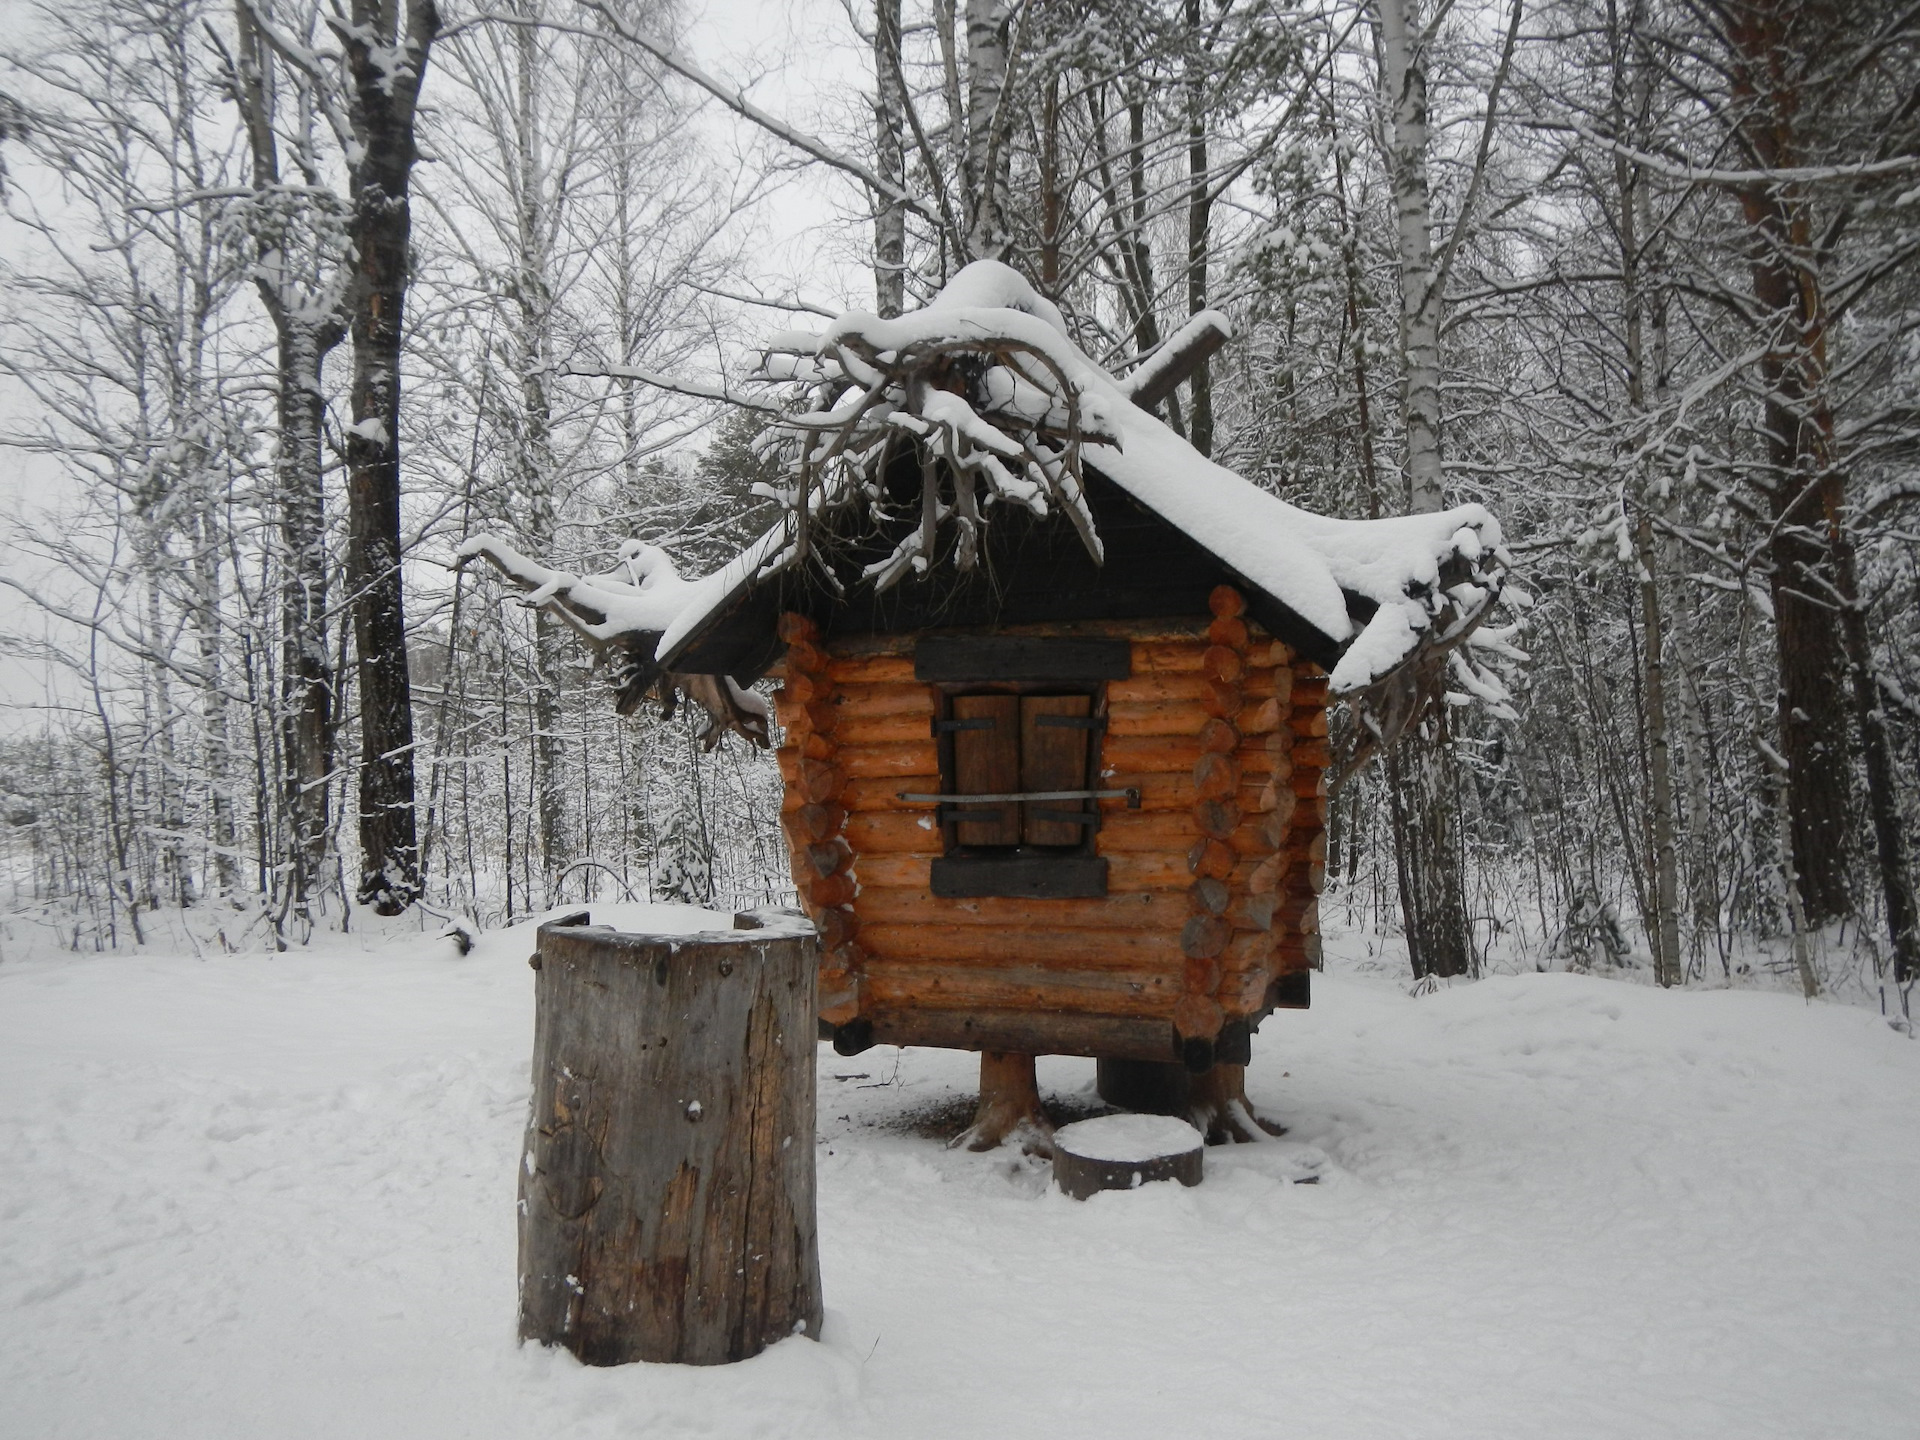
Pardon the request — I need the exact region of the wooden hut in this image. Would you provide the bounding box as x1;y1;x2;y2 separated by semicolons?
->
461;262;1506;1147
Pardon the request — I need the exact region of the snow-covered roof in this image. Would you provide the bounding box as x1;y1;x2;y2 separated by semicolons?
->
459;262;1505;699
656;262;1506;694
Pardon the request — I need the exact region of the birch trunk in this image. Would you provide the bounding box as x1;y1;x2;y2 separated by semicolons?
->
1376;0;1470;978
1376;0;1442;507
873;0;907;316
961;0;1010;262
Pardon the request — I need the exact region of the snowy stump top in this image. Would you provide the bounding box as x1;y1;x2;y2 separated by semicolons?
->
1052;1114;1205;1200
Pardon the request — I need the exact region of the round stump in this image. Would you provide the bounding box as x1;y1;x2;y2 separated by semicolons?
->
519;912;823;1366
1052;1114;1205;1199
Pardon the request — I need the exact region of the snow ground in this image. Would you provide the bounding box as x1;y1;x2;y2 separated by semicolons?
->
3;907;1918;1439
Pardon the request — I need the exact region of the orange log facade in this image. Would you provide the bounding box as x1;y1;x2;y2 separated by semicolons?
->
771;589;1325;1067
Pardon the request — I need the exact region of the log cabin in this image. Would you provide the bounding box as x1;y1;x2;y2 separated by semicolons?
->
460;261;1507;1148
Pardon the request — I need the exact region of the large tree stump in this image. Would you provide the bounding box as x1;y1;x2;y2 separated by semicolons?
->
519;914;823;1366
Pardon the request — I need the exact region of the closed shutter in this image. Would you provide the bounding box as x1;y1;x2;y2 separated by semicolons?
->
1020;694;1094;846
949;694;1021;846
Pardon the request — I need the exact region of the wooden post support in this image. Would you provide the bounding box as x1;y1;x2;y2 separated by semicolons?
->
518;913;824;1366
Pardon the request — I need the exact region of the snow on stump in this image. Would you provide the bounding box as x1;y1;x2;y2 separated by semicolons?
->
518;911;823;1366
1052;1114;1205;1200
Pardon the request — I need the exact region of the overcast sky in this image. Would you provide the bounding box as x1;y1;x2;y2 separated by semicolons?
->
0;0;873;730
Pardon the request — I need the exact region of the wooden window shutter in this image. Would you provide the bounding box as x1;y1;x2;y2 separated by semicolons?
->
949;694;1020;846
1020;695;1093;846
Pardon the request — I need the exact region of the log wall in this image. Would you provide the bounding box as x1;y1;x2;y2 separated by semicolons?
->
771;599;1328;1061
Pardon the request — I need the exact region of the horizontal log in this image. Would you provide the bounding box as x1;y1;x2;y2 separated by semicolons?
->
819;682;932;723
1223;929;1274;974
1231;891;1277;932
1209;584;1245;619
1172;992;1223;1040
1293;738;1332;768
839;741;939;778
1290;707;1329;738
803;839;852;879
857;922;1181;968
1193;751;1241;800
1130;641;1209;674
861;962;1181;1019
1205;681;1243;719
800;760;845;805
839;775;940;812
777;612;818;644
824;654;917;685
816;906;857;950
852;886;1189;932
1202;646;1245;683
779;671;836;706
1193;798;1241;840
843;809;943;853
864;1006;1180;1063
1181;914;1232;960
1107;671;1275;706
1184;955;1221;993
1188;837;1235;880
1241;697;1283;735
1188;876;1230;915
1291;675;1330;704
1106;703;1208;739
1273;934;1323;972
786;639;828;675
1207;616;1249;650
793;803;846;843
1217;968;1271;1015
803;872;855;908
830;711;935;747
1199;718;1239;754
1101;735;1283;776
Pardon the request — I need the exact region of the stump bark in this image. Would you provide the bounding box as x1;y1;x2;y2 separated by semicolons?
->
519;915;823;1366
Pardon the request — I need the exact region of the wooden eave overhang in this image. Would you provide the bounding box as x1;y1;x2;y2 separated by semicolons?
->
661;465;1357;685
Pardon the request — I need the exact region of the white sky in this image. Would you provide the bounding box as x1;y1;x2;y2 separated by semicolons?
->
0;0;871;730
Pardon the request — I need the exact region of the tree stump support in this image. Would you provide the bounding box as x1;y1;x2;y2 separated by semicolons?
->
953;1050;1053;1153
1096;1057;1285;1144
519;912;823;1366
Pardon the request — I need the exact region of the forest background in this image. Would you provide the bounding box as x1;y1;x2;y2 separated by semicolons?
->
1;0;1916;1013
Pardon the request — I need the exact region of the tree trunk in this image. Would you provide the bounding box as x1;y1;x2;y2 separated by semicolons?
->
1376;0;1472;980
1183;0;1213;457
1096;1057;1283;1144
278;325;340;923
340;0;438;914
233;2;348;930
1834;527;1918;982
961;0;1010;262
520;916;823;1366
955;1050;1050;1152
1376;0;1442;507
873;0;907;316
